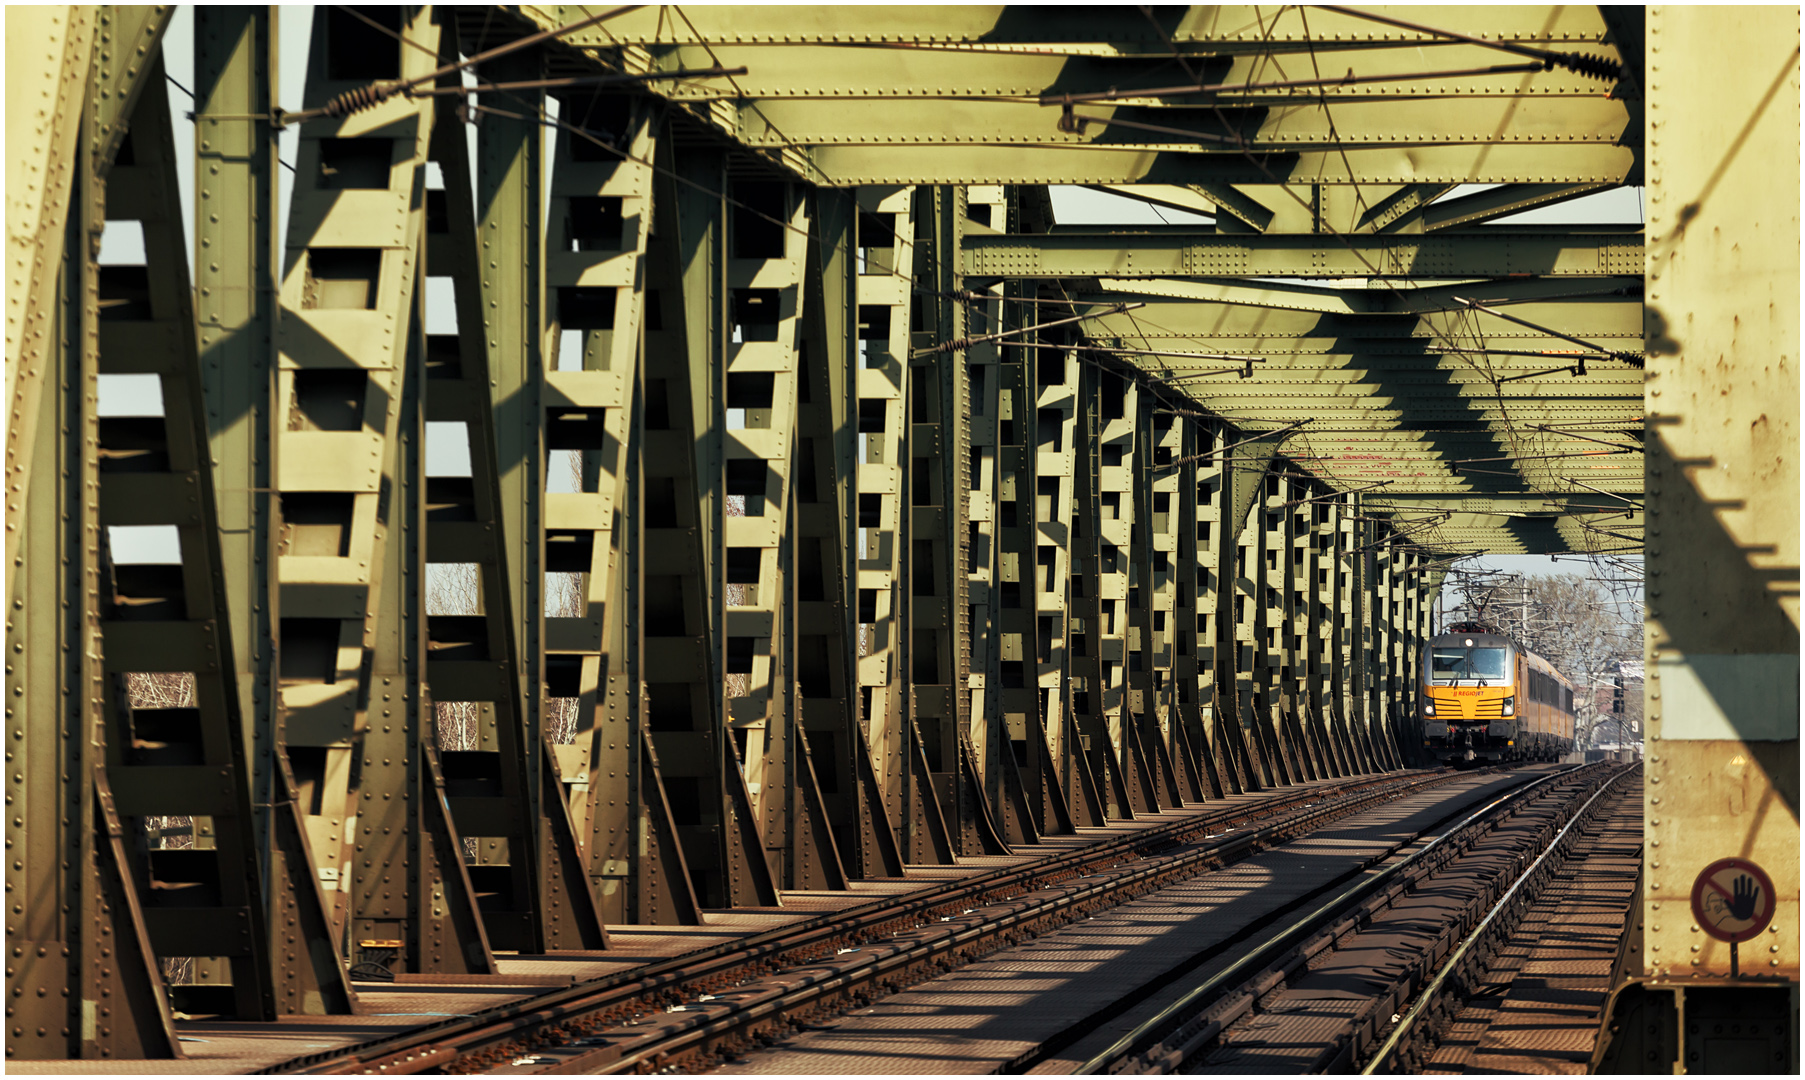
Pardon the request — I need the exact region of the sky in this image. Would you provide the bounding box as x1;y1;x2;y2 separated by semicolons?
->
103;9;1645;602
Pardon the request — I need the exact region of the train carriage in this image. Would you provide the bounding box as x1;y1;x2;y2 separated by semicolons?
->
1420;622;1576;766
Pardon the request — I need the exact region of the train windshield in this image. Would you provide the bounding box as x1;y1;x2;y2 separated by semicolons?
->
1429;647;1510;681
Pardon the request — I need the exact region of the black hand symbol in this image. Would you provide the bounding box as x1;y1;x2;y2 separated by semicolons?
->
1730;874;1760;921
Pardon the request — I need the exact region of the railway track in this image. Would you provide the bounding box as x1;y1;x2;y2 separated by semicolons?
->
1072;762;1636;1075
267;767;1488;1074
1378;768;1644;1074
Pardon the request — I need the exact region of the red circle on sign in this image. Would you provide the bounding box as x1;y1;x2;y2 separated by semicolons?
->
1690;857;1777;943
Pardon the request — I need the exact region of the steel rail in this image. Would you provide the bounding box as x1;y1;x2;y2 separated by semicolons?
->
564;771;1495;1076
264;769;1469;1074
1074;763;1606;1074
1360;764;1642;1074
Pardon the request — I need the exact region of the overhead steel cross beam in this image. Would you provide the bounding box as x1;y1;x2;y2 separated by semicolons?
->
963;228;1644;280
1039;286;1644;553
499;5;1636;187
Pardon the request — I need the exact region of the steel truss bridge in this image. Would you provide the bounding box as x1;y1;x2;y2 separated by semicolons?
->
4;5;1795;1063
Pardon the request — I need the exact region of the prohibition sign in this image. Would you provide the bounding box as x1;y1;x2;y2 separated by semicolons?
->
1690;857;1777;944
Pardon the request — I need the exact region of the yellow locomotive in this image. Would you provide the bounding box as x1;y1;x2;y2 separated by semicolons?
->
1420;622;1576;766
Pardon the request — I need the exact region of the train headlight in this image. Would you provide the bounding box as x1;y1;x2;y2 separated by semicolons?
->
1501;696;1514;716
1422;700;1435;717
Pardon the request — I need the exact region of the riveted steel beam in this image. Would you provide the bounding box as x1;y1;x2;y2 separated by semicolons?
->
638;41;1622;102
708;175;851;892
1130;392;1207;803
1635;5;1799;991
648;142;782;907
797;188;909;877
913;186;1010;854
470;43;610;952
525;88;703;926
990;251;1081;839
1170;415;1231;798
5;7;96;610
89;6;173;178
7;52;189;1058
1029;339;1109;827
964;227;1643;279
94;53;286;1024
1070;361;1163;818
808;143;1636;188
544;4;1620;48
194;4;357;1011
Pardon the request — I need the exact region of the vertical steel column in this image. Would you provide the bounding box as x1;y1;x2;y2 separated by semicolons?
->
7;14;184;1054
195;0;276;898
1638;3;1799;986
1267;475;1310;781
1104;375;1160;811
471;48;609;949
537;97;699;923
654;144;779;906
1219;433;1282;789
1402;552;1428;760
798;188;906;879
1130;393;1193;804
1073;363;1147;818
992;271;1075;838
539;96;654;846
413;35;556;963
1298;486;1347;777
845;187;946;864
1031;339;1106;827
1270;473;1315;781
962;185;1005;830
272;9;432;948
1378;544;1406;763
1349;500;1384;770
1194;422;1246;795
1292;484;1350;780
535;92;696;923
678;143;776;906
914;186;1007;855
712;176;846;892
1174;417;1230;799
1244;465;1289;786
194;6;356;1007
87;50;289;1023
579;136;704;922
1327;496;1373;773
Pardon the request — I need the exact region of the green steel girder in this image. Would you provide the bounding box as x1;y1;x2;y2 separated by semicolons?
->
801;142;1636;188
503;6;1637;187
97;54;281;1027
193;6;356;1013
964;227;1643;279
471;47;611;953
6;44;182;1059
800;188;910;876
643;41;1623;102
541;4;1620;49
5;7;97;610
88;6;173;177
719;96;1632;152
1078;280;1644;322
